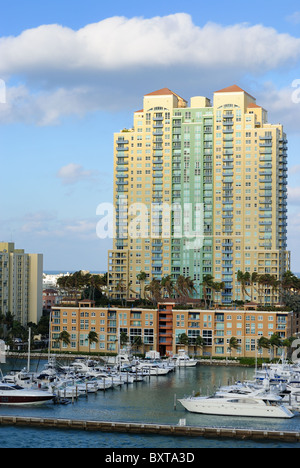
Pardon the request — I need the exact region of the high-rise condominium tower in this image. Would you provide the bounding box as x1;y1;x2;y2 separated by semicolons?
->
107;86;289;305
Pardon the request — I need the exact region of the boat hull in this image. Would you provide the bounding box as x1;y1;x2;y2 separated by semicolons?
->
0;395;54;406
179;398;294;419
176;361;198;367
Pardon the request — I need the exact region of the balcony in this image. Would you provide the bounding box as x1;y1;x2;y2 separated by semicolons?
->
116;147;129;152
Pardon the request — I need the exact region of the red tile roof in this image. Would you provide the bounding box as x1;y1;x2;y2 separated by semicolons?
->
145;88;187;102
215;85;255;100
248;103;262;109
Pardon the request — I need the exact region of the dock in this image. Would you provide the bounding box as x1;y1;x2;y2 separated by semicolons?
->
0;415;299;443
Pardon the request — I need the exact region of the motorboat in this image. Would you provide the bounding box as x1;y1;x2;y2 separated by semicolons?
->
179;390;295;419
172;349;198;367
86;370;124;387
172;355;198;368
0;382;54;405
61;358;95;374
36;357;60;381
2;369;35;388
133;362;171;376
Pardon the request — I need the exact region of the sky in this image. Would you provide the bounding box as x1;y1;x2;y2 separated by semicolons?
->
0;0;300;272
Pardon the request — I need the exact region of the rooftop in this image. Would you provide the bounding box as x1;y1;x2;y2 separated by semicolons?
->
215;84;256;100
145;88;187;103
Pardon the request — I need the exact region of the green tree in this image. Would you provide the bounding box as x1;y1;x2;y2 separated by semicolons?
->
177;333;190;352
269;333;282;360
195;335;205;356
120;331;129;348
257;336;270;359
57;330;71;351
228;336;239;357
87;331;99;353
237;270;251;302
137;271;147;300
132;335;144;354
201;274;214;309
161;275;174;299
145;279;162;305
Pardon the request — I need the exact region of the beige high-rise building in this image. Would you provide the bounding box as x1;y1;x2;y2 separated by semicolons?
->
0;242;43;325
108;86;289;305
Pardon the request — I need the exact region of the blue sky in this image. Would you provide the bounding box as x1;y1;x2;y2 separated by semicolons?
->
0;0;300;272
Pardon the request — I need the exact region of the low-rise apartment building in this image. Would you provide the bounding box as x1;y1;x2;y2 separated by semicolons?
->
50;301;293;359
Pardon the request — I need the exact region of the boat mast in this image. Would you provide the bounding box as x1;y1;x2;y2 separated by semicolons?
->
48;310;52;362
27;327;31;373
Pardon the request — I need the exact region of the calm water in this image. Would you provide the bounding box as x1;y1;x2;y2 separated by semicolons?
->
0;358;299;448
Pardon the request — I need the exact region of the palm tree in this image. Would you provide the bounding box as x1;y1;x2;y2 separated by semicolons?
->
237;270;251;302
228;336;239;357
116;280;126;305
87;331;98;353
161;275;174;299
258;336;270;360
212;281;225;305
269;333;282;360
120;331;129;349
57;330;71;351
185;276;197;298
282;271;299;294
173;276;197;303
137;271;147;300
145;279;162;305
125;281;135;305
174;275;189;300
85;273;106;301
271;277;281;306
257;274;277;305
0;312;14;339
201;274;214;309
132;336;144;354
177;333;190;353
250;272;260;302
195;335;205;357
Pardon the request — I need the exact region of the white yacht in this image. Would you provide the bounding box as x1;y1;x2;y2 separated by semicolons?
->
172;355;198;368
0;382;54;406
134;362;171;376
179;391;295;419
171;349;198;367
61;358;95;374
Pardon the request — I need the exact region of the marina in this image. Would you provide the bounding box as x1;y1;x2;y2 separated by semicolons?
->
1;354;300;447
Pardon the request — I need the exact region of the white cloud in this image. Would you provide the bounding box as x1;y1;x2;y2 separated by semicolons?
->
20;211;57;234
288;186;300;205
289;165;300;175
0;14;300;125
17;210;98;241
254;82;300;133
0;84;103;126
56;163;98;185
0;15;299;76
286;11;300;25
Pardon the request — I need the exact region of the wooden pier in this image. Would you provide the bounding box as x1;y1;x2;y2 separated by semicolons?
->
0;415;299;443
